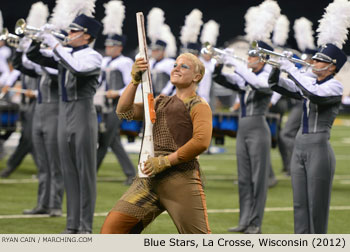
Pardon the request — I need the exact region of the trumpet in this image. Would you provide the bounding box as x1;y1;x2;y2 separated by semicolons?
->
15;18;66;42
250;40;312;69
0;28;20;48
201;42;247;64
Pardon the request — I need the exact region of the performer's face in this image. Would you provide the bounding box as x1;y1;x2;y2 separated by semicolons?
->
247;56;264;72
105;45;122;57
151;49;164;61
67;30;90;47
170;55;201;88
312;60;336;79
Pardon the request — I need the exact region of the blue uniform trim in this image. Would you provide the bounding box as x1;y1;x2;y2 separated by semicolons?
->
302;99;309;134
37;76;42;104
240;91;246;117
61;68;68;102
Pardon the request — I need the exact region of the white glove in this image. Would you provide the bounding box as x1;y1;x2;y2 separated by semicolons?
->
17;37;32;52
41;33;59;49
40;23;56;32
278;57;295;73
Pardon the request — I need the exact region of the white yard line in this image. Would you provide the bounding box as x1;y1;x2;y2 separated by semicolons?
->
1;175;350;184
1;206;350;220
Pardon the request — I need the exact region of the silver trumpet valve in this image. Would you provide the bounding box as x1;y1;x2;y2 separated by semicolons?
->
0;28;20;48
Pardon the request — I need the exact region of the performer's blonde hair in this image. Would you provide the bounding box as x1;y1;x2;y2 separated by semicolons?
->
178;53;205;84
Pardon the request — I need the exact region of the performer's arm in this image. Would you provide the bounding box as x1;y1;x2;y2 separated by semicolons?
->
53;44;101;76
170;103;212;164
213;64;246;91
268;67;303;100
26;41;58;69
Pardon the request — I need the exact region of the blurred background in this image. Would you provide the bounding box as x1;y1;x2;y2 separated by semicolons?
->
1;0;349;57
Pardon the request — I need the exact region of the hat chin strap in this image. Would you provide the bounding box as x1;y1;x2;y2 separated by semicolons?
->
65;32;85;45
312;63;333;72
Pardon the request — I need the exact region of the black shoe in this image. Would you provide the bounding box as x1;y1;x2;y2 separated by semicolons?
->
244;225;261;234
49;209;62;217
23;207;50;215
268;178;278;188
77;230;92;234
61;229;79;234
227;225;247;232
0;168;11;178
124;176;134;186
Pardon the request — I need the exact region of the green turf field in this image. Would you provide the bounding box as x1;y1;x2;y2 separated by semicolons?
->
0;115;349;234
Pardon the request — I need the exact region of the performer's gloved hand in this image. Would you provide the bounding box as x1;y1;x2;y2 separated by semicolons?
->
143;155;171;176
40;23;56;32
131;57;148;85
41;33;59;49
278;57;295;73
17;37;32;52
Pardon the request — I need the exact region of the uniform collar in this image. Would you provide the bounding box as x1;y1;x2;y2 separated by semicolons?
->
71;44;89;53
316;75;333;84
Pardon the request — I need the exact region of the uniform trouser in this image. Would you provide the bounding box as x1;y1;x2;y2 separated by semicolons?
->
291;131;335;234
6;103;36;173
100;168;211;234
97;111;135;178
278;103;302;173
32;103;63;210
58;99;97;232
236;116;271;228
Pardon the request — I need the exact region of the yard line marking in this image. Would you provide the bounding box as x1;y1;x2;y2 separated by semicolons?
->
2;175;350;184
1;206;350;219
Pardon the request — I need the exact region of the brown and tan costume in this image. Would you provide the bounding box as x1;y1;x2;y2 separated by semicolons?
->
101;93;212;234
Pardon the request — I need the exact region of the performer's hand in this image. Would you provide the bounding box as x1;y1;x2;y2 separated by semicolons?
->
41;33;59;49
25;89;36;98
131;57;148;85
1;86;9;94
278;57;295;73
17;37;32;52
143;156;171;176
106;90;119;99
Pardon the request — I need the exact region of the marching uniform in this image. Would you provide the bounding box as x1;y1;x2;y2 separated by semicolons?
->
150;56;175;97
1;50;39;178
268;42;346;233
214;44;273;233
197;56;216;109
39;14;102;233
97;53;136;180
25;41;64;215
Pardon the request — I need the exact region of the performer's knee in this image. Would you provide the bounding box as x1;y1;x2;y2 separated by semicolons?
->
100;211;142;234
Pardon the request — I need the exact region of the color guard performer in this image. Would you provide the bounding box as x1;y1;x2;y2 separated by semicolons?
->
100;53;212;234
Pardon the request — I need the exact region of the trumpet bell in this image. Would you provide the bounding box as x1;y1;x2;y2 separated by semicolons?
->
15;18;26;35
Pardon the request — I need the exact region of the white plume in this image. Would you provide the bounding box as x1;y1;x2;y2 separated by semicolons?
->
245;0;281;43
146;7;165;44
180;9;203;45
316;0;350;49
200;20;220;46
49;0;96;30
0;10;3;30
244;6;259;36
293;17;315;51
102;0;125;35
160;24;177;57
26;2;49;27
272;15;289;46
